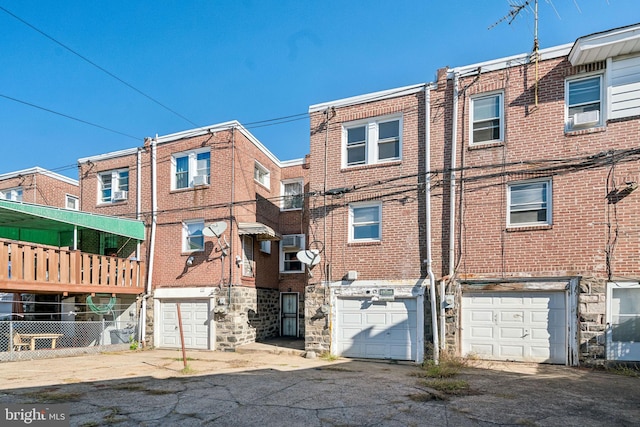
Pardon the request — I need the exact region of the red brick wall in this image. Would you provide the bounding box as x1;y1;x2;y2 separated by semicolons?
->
0;171;79;208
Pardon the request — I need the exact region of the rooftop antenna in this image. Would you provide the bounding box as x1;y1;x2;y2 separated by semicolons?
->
489;0;540;107
203;221;229;285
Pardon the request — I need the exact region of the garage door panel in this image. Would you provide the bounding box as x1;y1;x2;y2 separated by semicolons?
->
160;300;210;350
462;292;566;364
337;297;417;361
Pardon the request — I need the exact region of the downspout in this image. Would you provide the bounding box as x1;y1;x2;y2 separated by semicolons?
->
140;136;158;346
136;147;142;260
449;72;459;279
229;127;235;306
425;85;439;364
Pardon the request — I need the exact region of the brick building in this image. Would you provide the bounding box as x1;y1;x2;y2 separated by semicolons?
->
78;121;309;350
305;23;640;365
0;167;79;209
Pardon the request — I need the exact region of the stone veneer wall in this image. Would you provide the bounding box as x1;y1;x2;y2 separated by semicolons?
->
304;284;330;354
215;287;280;351
578;277;607;362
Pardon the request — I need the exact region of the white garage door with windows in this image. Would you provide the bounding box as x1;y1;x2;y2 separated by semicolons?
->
461;291;566;364
336;297;418;361
159;300;210;350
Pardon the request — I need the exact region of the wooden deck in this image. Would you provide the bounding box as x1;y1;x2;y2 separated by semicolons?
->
0;239;145;295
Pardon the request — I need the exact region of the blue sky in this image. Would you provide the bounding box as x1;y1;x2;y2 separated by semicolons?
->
1;1;637;179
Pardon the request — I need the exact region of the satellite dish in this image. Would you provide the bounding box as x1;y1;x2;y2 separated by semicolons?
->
296;249;320;267
203;221;227;238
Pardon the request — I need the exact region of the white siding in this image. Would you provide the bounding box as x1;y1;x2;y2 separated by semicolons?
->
610;54;640;119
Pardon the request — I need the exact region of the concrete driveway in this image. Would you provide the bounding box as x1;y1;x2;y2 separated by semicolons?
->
0;346;638;426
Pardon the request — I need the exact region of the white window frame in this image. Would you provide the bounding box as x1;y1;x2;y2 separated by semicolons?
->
565;74;604;131
470;91;504;145
254;161;270;188
280;234;305;273
65;194;79;210
0;187;23;202
182;219;205;253
259;240;271;254
342;115;402;168
98;169;129;204
349;202;382;242
281;178;304;211
507;178;552;227
171;148;211;190
242;236;254;277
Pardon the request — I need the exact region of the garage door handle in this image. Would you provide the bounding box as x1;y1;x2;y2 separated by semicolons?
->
521;332;529;338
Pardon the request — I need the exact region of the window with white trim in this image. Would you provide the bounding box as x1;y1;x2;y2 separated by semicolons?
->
254;161;270;188
65;194;79;210
172;149;210;190
349;202;382;242
281;179;304;210
507;179;552;227
242;236;254;277
98;169;128;204
343;115;402;167
183;219;205;252
566;75;603;130
260;240;271;254
280;234;305;273
0;187;22;201
471;92;503;144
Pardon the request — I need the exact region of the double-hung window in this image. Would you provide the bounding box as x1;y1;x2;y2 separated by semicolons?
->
172;149;211;190
281;179;304;210
280;234;305;273
254;161;270;188
566;75;603;130
242;236;254;277
65;195;79;210
183;219;205;252
507;179;552;227
343;116;402;167
471;92;503;144
99;169;128;203
0;187;22;201
349;202;382;242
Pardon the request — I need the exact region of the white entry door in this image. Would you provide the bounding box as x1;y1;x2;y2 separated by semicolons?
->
336;297;417;361
160;300;210;349
606;283;640;361
462;291;566;364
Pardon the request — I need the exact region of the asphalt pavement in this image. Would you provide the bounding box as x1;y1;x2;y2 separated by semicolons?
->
0;344;638;426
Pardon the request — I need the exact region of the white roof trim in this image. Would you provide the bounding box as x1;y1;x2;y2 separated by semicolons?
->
450;43;572;76
0;166;78;186
280;158;306;167
78;147;140;164
309;83;427;113
569;23;640;65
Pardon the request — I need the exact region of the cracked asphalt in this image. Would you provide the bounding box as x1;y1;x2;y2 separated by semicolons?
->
0;347;639;426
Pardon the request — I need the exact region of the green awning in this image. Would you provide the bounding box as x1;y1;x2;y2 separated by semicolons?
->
0;199;145;243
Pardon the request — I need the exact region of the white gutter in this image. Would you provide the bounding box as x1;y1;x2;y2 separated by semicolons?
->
140;137;158;346
425;85;439;364
449;73;459;279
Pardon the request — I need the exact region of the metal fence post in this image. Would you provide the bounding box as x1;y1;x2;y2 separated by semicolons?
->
101;318;105;345
9;320;13;356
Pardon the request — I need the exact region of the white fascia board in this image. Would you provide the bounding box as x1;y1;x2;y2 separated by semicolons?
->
308;83;428;113
450;43;572;77
78;147;140;164
154;287;218;299
569;24;640;65
0;166;78;186
153;120;287;167
280;158;306;167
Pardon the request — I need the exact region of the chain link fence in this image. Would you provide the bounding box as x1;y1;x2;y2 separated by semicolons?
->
0;320;137;362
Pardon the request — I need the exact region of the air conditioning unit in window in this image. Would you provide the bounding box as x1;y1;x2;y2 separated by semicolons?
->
193;175;210;186
572;110;599;127
113;190;128;201
281;235;302;249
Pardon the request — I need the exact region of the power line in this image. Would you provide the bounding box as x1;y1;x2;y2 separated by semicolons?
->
0;4;200;128
0;93;140;141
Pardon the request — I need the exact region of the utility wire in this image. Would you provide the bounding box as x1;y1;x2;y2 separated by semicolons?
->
0;93;140;141
0;5;200;128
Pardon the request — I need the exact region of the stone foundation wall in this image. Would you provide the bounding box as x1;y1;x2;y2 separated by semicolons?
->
578;277;607;361
304;284;330;354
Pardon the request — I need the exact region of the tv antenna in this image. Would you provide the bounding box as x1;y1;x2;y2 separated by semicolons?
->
203;221;230;284
490;0;540;106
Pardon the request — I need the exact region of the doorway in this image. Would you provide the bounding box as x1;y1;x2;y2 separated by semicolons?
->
281;293;298;337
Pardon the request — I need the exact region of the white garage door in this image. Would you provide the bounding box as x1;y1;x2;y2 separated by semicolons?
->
160;300;210;349
336;298;417;361
462;292;566;364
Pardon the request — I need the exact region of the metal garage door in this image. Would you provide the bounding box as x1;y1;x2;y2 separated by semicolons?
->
336;298;417;361
160;300;210;349
461;292;566;364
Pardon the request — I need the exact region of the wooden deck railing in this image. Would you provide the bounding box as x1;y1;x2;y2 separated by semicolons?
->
0;239;145;295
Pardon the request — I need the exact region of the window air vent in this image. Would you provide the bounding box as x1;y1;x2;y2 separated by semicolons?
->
113;190;128;201
573;110;599;126
193;175;210;186
282;235;302;249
